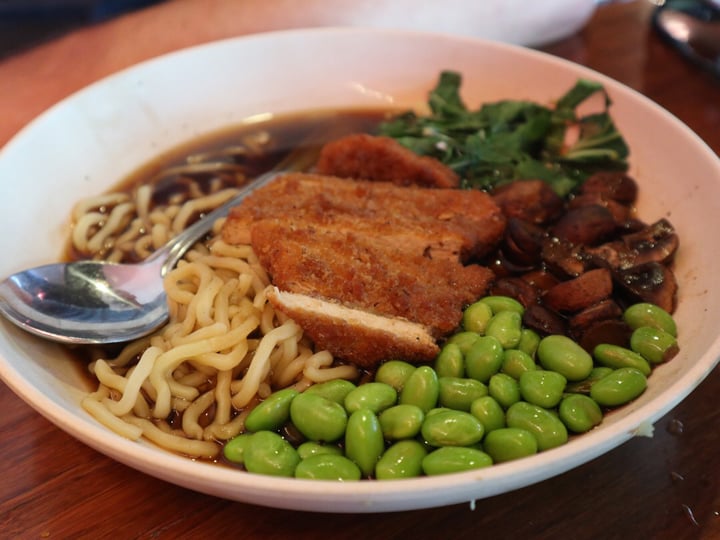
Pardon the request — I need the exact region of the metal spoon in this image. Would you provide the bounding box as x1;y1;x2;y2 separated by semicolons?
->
653;0;720;76
0;168;287;345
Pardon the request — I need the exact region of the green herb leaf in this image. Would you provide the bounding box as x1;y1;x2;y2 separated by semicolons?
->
377;71;630;197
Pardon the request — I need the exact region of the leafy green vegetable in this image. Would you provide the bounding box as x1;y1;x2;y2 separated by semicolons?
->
378;71;629;197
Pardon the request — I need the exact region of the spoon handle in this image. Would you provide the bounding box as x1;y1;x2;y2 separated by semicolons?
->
149;144;321;276
149;169;278;275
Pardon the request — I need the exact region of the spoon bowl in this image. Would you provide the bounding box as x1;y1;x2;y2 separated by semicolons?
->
0;257;168;344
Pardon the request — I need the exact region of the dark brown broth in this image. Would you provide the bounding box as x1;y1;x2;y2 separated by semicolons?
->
110;108;394;202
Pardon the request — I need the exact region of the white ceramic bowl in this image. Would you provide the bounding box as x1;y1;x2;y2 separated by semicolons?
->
1;28;719;513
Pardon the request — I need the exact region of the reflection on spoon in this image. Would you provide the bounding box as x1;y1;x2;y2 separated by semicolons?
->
653;0;720;76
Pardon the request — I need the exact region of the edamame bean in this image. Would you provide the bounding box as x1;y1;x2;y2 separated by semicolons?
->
517;328;541;359
399;365;439;413
630;326;679;364
344;382;397;414
479;295;525;315
590;367;647;407
435;343;465;378
375;360;416;392
506;401;568;451
375;440;428;480
304;379;357;404
422;447;493;475
470;396;506;433
593;343;651;375
463;301;494;334
425;407;452;418
488;373;521;409
295;454;361;481
537;335;594;381
623;302;677;337
296;441;343;460
446;331;482;355
421;409;485;447
244;388;299;432
345;409;385;477
565;367;615;394
558;394;603;433
223;433;254;464
501;349;537;380
483;427;538;463
438;377;488;411
243;431;300;477
465;335;504;383
589;366;615;380
485;310;523;349
519;370;567;408
290;392;348;442
378;404;424;440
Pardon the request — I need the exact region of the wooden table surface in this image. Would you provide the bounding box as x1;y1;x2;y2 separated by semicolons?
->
1;1;720;538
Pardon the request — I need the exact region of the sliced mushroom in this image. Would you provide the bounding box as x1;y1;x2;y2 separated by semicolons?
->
568;192;632;224
502;217;546;266
617;218;649;235
580;171;638;205
541;237;587;279
568;299;623;339
579;319;633;352
521;269;561;295
490;277;539;308
487;251;537;278
585;218;679;270
621;218;679;267
551;204;618;246
492;179;564;225
613;261;678;313
522;303;567;336
543;268;614;313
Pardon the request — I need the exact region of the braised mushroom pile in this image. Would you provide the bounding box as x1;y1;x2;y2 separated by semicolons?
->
486;171;678;353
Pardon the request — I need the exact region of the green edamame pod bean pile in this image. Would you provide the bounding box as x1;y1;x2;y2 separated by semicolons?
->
222;297;678;481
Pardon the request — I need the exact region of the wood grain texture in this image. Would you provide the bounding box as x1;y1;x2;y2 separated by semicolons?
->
1;1;719;538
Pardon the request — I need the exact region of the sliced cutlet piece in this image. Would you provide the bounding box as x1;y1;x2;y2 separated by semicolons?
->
222;173;506;260
250;219;494;337
267;288;440;368
245;212;467;261
315;133;460;188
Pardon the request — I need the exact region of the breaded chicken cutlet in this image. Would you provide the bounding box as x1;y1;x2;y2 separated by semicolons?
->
222;171;505;368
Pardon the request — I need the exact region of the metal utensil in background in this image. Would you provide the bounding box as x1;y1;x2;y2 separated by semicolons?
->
652;0;720;77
